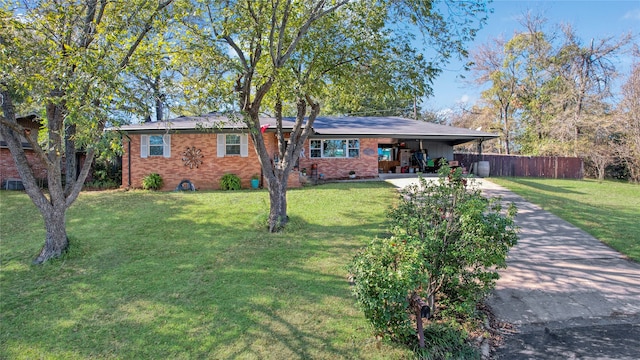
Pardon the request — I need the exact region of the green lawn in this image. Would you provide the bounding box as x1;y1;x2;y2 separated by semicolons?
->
489;177;640;262
0;183;413;359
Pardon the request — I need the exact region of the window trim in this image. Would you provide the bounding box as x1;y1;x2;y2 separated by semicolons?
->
140;134;171;158
217;133;249;157
309;138;360;159
148;135;165;156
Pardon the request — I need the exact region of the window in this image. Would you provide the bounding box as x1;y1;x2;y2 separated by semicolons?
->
140;134;171;158
217;133;249;157
225;134;241;155
310;139;359;158
149;135;164;156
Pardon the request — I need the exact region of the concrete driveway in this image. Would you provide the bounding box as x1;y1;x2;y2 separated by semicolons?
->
383;175;640;359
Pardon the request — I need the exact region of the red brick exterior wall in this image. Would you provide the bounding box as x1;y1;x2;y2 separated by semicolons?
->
0;148;48;185
122;133;380;191
297;138;379;179
122;133;302;191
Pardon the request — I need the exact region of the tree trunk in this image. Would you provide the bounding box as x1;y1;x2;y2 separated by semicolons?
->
33;206;69;264
65;123;77;194
266;172;288;232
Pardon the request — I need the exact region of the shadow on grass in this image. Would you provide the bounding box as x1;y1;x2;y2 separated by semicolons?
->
0;185;407;359
483;182;639;262
504;178;586;195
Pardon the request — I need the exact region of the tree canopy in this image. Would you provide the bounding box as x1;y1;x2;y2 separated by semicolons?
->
464;12;636;180
165;0;490;231
1;0;175;263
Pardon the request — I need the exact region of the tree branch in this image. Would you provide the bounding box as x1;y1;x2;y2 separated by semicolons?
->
119;0;175;69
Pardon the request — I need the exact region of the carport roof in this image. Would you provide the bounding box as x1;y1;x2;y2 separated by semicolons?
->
113;113;497;145
310;116;497;145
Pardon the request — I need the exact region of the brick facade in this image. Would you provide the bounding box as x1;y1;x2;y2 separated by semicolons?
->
122;133;380;191
0;148;48;186
122;132;302;191
297;138;379;179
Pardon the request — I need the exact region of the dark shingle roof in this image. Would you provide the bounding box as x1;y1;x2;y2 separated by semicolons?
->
310;116;496;143
113;114;497;145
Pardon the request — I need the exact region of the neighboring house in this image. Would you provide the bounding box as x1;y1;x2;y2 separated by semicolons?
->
0;115;47;190
114;114;497;191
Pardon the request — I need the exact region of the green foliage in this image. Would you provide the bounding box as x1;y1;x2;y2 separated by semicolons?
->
141;173;163;191
88;155;121;189
470;15;632;159
415;323;480;360
347;235;423;343
219;173;241;191
83;179;120;190
349;166;518;347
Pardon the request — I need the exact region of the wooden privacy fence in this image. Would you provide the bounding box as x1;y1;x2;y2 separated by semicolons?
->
454;153;584;179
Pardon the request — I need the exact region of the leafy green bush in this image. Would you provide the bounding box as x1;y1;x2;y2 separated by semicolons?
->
84;179;120;190
415;323;480;360
92;156;122;185
142;173;163;190
349;165;518;349
347;235;422;344
219;173;241;190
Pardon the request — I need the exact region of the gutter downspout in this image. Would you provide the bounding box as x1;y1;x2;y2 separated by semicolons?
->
123;133;132;188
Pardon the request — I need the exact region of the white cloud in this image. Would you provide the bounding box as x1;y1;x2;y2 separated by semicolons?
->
457;94;470;104
623;8;640;20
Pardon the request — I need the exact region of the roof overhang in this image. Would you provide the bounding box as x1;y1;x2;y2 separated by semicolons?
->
111;114;498;145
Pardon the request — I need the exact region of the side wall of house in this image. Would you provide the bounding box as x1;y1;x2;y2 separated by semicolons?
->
297;138;379;179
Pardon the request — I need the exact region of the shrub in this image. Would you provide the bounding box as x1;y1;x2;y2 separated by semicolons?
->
92;156;122;185
142;173;163;190
84;179;119;190
415;323;480;360
349;165;518;349
347;235;422;344
220;173;241;190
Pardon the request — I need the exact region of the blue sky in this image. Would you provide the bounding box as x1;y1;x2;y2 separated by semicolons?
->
424;0;640;113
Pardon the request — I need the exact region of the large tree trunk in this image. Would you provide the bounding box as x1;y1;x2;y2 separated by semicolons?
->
33;206;69;264
1;90;97;264
266;172;288;232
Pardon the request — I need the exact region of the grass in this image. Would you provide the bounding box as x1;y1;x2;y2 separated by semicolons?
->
489;177;640;262
0;183;416;359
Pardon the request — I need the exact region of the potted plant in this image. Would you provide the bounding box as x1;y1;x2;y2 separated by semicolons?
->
349;170;356;179
250;174;260;189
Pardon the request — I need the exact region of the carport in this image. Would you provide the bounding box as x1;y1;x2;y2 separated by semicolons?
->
309;116;498;174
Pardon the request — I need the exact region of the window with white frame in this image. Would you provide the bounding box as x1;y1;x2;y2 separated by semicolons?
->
140;134;171;158
217;133;249;157
309;139;359;158
225;134;241;155
149;135;164;156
